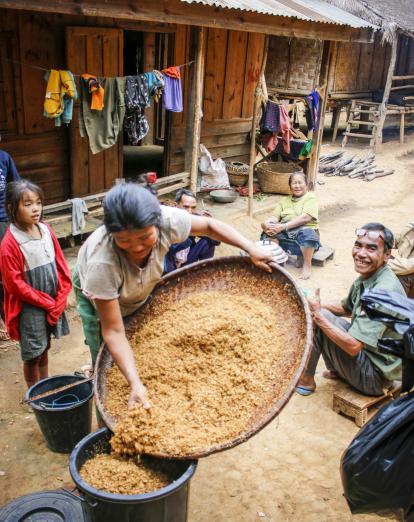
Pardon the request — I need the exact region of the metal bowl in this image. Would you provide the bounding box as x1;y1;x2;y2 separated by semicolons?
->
209;189;238;203
95;257;312;459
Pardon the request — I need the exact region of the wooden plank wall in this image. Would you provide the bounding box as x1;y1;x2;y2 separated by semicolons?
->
332;33;390;94
0;10;71;203
167;27;265;175
0;8;174;203
395;35;414;78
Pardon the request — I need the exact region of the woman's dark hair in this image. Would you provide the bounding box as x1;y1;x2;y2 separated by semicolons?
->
6;179;44;224
288;171;308;188
175;188;195;203
361;222;394;252
103;182;162;233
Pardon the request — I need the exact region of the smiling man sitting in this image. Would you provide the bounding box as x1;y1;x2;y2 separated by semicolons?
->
296;223;405;397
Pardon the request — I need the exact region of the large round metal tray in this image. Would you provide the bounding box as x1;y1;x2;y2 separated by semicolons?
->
95;256;312;459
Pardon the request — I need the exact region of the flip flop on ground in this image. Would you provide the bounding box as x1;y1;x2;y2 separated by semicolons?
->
295;385;315;396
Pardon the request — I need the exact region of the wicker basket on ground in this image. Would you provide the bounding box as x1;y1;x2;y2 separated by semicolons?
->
225;161;249;187
256;162;304;194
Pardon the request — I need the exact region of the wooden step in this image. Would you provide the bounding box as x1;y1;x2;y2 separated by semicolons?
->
348;120;376;126
289;246;335;268
352;110;379;114
343;132;374;138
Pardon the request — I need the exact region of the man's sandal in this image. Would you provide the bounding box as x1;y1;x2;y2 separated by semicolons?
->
295;385;315;396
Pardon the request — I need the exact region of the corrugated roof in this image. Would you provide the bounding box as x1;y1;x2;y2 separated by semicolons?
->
180;0;376;28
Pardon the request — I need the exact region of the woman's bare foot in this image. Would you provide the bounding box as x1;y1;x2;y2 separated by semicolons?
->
0;318;10;341
299;267;311;280
0;328;10;341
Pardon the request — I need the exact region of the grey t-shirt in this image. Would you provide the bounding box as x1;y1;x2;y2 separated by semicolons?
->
77;206;191;316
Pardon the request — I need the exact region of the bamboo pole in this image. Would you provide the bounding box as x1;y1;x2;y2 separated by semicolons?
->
375;34;398;149
189;27;206;193
247;36;269;217
307;40;337;190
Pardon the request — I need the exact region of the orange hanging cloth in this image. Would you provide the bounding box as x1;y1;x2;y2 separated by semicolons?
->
81;74;105;110
161;66;181;80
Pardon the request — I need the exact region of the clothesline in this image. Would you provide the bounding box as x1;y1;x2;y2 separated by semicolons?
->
1;58;195;78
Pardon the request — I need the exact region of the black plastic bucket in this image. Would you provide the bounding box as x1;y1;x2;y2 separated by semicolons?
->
69;428;197;522
26;374;94;453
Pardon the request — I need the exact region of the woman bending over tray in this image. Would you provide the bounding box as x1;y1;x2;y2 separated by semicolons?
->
74;182;280;410
261;171;320;280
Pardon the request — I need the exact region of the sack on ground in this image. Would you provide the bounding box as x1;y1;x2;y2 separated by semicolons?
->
341;391;414;520
198;144;229;191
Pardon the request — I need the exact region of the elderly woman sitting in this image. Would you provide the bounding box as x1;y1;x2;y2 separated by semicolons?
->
261;171;320;279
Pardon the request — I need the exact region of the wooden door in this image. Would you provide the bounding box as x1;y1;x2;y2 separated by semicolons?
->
66;27;123;196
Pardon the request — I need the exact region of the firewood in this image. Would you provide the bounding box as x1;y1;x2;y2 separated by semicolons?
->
364;170;394;181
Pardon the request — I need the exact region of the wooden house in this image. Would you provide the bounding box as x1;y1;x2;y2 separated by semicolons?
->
0;0;375;211
266;0;414;147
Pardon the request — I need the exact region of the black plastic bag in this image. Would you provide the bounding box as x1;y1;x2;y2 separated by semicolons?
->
361;289;414;391
341;391;414;519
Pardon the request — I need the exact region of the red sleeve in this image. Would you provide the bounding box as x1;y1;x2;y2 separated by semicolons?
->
47;225;72;321
0;234;56;312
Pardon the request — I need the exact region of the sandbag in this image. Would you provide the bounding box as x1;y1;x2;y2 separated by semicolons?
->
198;144;230;191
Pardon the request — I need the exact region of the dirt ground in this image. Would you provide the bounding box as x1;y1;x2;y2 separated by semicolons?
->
1;129;414;520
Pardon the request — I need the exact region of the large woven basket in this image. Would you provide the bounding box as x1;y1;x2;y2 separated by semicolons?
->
94;256;312;460
225;161;249;187
256;162;304;194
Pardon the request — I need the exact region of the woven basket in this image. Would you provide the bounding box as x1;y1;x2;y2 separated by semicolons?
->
94;256;312;460
225;161;249;187
256;162;304;194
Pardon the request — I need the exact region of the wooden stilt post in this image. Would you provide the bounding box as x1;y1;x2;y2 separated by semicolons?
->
248;36;269;217
307;40;337;190
187;27;206;194
375;34;398;149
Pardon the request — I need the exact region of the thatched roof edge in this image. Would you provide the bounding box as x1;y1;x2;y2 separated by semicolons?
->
324;0;413;40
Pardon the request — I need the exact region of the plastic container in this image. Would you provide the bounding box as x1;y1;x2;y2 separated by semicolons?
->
0;490;84;521
69;428;198;522
26;374;94;453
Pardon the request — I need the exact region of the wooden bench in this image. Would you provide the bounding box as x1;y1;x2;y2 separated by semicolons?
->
43;172;191;245
332;381;401;427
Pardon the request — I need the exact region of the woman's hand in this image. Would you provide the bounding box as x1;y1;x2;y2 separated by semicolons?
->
246;244;277;273
128;381;151;410
263;220;286;236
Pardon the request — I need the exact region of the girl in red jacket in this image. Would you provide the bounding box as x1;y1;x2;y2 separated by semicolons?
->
0;180;72;387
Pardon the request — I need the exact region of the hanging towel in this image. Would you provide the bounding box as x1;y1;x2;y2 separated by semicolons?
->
144;70;165;103
81;74;105;110
299;139;313;159
260;100;281;133
305;90;319;131
162;72;183;112
70;198;88;236
44;69;63;118
79;77;126;154
279;105;291;154
44;70;77;124
124;74;150;144
162;66;180;79
56;71;77;126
